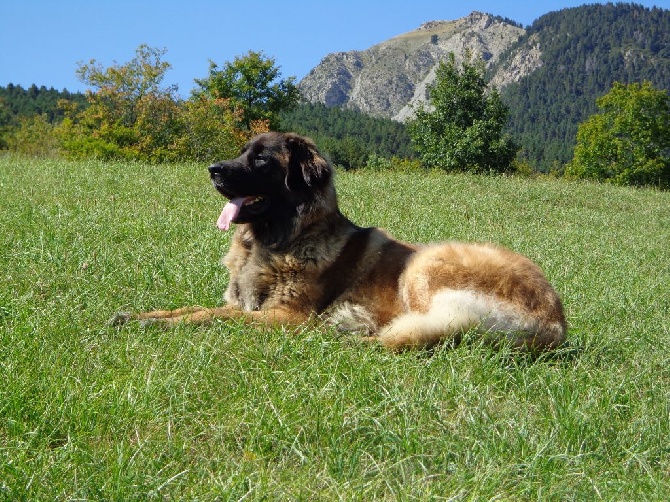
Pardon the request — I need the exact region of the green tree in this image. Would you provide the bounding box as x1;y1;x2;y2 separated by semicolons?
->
280;102;414;160
171;96;256;162
565;81;670;188
194;51;300;130
408;54;518;173
76;44;175;128
319;136;369;170
6;114;58;156
58;45;182;161
0;97;11;149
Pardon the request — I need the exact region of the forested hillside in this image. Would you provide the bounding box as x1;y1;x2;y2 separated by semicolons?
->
0;84;86;125
498;3;670;170
280;102;413;168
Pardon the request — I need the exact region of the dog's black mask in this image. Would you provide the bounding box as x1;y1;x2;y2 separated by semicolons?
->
208;132;332;244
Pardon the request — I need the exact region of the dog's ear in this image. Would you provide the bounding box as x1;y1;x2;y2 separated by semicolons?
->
285;134;332;191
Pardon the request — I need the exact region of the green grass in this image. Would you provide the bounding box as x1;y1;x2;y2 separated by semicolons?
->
1;155;669;500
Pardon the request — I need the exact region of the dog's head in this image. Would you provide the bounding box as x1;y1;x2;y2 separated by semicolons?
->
208;132;335;246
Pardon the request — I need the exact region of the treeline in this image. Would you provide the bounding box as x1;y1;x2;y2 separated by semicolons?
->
0;84;87;150
499;3;670;171
0;83;87;124
280;102;413;169
0;83;412;169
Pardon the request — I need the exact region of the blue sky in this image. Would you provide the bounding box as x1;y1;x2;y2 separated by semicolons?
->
2;0;669;96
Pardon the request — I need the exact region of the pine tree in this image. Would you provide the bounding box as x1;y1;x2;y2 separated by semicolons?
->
409;54;518;173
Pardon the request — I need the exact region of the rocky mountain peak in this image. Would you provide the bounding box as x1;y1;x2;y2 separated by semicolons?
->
299;12;531;121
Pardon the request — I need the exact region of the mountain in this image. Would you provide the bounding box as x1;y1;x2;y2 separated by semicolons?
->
299;4;670;171
299;12;525;122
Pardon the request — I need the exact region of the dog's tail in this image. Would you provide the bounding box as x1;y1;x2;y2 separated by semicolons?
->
376;290;565;351
376;310;476;351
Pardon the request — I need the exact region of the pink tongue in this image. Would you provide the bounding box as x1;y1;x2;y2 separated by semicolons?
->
217;197;246;231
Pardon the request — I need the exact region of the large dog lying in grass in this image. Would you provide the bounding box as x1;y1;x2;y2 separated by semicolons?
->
114;132;566;351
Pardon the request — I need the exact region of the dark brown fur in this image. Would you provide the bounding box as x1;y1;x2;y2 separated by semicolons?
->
113;132;566;351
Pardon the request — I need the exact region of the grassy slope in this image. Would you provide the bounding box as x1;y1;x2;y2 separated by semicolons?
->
1;156;669;500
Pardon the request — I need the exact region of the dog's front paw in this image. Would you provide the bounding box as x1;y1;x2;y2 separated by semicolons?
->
138;317;165;328
108;311;132;326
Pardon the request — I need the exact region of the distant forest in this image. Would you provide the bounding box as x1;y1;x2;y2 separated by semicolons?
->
0;83;87;125
280;102;414;167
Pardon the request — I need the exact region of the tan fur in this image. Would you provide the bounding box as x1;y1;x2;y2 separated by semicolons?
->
114;132;566;352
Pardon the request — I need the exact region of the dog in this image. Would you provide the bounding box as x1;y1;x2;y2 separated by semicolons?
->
113;132;566;351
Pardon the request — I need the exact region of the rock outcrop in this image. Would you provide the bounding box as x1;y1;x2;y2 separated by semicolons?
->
298;12;535;121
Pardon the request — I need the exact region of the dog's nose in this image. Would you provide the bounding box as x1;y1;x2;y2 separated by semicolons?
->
208;164;223;175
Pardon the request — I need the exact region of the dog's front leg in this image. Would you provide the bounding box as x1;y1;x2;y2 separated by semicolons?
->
109;306;208;326
110;305;310;328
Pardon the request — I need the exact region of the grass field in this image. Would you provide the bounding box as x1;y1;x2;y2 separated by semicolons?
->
1;154;669;500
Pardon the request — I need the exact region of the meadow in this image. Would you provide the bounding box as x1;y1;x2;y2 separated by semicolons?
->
1;155;669;500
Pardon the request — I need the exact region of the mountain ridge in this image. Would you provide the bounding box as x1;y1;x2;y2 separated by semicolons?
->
298;4;670;170
299;12;527;121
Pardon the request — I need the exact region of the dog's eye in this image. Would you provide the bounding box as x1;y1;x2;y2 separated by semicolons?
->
254;156;269;168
